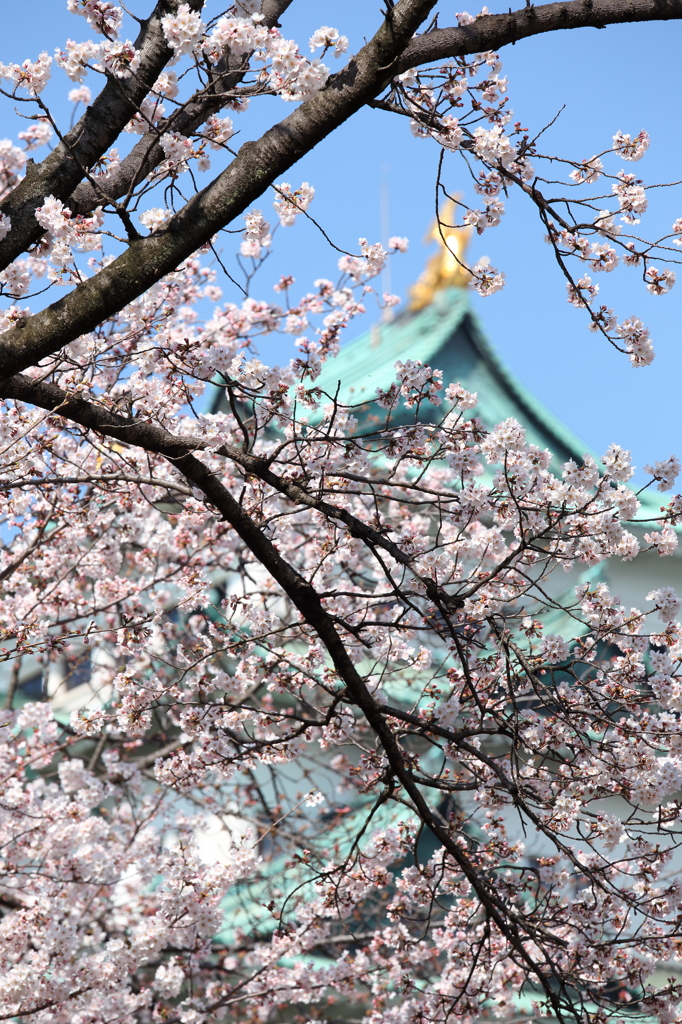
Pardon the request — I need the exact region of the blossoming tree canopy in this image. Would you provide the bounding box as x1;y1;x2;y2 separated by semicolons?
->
3;1;682;1022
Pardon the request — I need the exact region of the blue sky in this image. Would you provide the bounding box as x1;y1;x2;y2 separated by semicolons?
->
4;2;682;482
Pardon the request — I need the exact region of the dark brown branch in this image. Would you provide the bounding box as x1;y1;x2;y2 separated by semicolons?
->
0;409;577;1019
0;1;206;273
17;392;564;1018
69;1;295;216
396;0;682;72
4;658;21;711
0;0;438;378
141;442;572;1023
0;516;57;583
0;372;462;614
1;0;681;376
0;472;193;495
0;0;680;374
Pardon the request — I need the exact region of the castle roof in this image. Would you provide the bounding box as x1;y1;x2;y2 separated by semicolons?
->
309;280;669;536
312;285;592;476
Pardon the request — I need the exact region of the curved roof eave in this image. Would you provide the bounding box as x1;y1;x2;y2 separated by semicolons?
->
311;287;472;412
311;287;595;468
206;286;672;536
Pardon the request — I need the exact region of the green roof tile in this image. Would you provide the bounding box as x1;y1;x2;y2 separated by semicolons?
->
209;284;665;528
311;287;593;475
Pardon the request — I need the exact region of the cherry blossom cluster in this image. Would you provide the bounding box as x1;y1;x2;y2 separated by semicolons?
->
388;23;681;362
4;287;682;1019
55;37;141;82
2;5;682;1022
67;0;124;38
272;181;315;226
158;5;347;103
0;6;364;325
0;139;25;206
0;52;53;96
0;702;254;1023
0;0;676;374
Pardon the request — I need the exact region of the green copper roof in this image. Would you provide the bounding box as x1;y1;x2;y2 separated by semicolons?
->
311;287;666;527
209;284;664;528
311;287;594;474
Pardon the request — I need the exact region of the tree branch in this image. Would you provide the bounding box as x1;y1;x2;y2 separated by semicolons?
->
0;382;567;1018
2;0;678;382
396;0;682;72
0;0;438;378
0;372;462;614
69;1;296;216
0;0;205;272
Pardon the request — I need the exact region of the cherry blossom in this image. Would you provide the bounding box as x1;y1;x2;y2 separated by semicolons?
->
569;154;603;183
241;208;271;257
272;181;315;226
203;114;234;149
34;195;103;253
647;586;681;622
645;526;679;556
388;235;409;252
54;39;103;81
17;118;53;150
645;265;676;295
0;52;52;95
67;0;123;38
67;83;92;103
309;26;349;57
139;207;172;233
160;130;194;171
1;5;682;1022
541;633;570;663
160;2;205;56
471;255;505;295
99;39;141;78
613;170;648;223
645;455;682;491
616;316;656;366
3;291;682;1021
613;128;649;161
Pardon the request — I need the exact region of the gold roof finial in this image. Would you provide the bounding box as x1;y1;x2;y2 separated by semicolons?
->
409;198;472;310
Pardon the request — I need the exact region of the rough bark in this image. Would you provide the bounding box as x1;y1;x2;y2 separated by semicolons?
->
68;0;682;219
0;371;463;613
396;0;682;71
0;370;567;1021
0;0;438;379
0;1;206;274
69;0;295;216
0;0;681;378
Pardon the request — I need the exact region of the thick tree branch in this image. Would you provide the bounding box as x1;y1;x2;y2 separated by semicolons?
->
177;456;567;1020
0;372;462;614
396;0;682;71
0;0;205;272
68;0;682;219
70;76;241;217
1;0;679;375
0;0;437;379
0;383;566;1018
70;0;295;216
